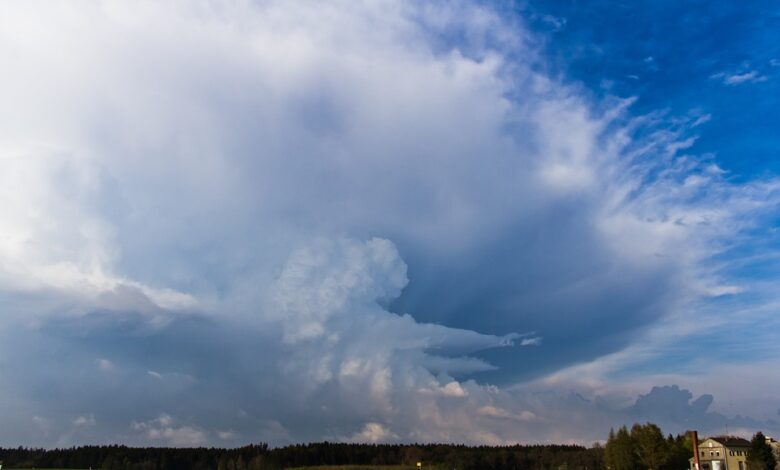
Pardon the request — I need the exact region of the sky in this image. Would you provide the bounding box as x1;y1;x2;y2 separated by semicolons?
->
0;0;779;447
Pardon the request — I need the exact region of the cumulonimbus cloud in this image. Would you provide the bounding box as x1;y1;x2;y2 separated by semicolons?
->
0;0;778;447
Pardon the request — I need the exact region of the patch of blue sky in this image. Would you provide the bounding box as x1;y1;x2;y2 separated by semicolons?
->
521;0;780;179
610;289;780;379
507;0;780;383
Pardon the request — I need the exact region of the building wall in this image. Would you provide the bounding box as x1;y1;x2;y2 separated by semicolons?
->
693;439;748;470
724;447;748;470
769;439;780;470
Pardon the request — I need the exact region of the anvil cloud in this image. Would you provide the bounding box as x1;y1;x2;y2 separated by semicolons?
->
0;0;778;447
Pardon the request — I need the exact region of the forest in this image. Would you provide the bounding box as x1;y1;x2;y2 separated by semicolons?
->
0;424;775;470
0;441;603;470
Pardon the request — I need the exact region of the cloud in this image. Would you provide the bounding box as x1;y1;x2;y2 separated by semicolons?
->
419;381;469;397
536;14;567;32
96;358;115;372
477;406;537;422
542;15;567;31
711;69;769;85
520;337;542;346
131;414;208;447
349;423;400;443
32;416;51;435
0;0;778;447
691;113;712;127
73;415;96;427
621;386;780;438
268;238;409;344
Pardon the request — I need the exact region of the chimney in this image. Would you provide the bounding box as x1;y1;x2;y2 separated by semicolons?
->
691;430;700;470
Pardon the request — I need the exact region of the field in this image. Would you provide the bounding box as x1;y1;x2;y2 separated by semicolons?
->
286;466;420;470
0;465;425;470
1;466;420;470
1;463;426;469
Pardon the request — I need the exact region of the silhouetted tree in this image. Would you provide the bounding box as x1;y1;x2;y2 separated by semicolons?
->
631;423;667;470
605;426;638;470
748;432;777;470
661;433;692;470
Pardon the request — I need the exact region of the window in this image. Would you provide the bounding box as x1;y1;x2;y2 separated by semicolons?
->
716;451;720;456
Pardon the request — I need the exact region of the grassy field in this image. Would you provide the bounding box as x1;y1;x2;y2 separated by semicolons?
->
286;466;420;470
2;466;418;470
3;467;415;470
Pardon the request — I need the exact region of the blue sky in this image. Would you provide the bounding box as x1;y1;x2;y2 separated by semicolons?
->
0;0;778;447
518;0;780;362
526;0;780;178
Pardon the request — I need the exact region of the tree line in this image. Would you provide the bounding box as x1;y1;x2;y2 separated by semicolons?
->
0;442;602;470
1;423;776;470
604;423;691;470
604;424;777;470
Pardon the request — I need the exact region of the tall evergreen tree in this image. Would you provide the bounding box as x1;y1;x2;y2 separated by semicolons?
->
631;423;667;470
748;432;777;470
661;433;693;470
605;426;638;470
605;428;616;468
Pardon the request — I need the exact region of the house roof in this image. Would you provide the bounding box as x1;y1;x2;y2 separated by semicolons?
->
706;436;751;447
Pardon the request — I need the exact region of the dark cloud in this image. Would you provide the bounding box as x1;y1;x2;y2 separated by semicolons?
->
621;385;780;438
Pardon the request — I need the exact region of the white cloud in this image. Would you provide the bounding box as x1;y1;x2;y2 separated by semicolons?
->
73;415;96;427
96;358;115;372
711;69;768;85
440;381;469;397
419;381;469;397
0;151;197;321
32;415;50;435
132;414;208;447
263;237;520;426
477;406;537;422
539;14;567;31
268;237;408;344
0;0;777;447
691;113;712;127
349;423;400;443
520;337;542;346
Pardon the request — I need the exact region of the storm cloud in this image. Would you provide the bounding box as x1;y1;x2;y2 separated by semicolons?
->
0;0;778;447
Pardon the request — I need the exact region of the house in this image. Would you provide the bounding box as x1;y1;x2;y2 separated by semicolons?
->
768;436;780;469
690;435;750;470
767;435;779;451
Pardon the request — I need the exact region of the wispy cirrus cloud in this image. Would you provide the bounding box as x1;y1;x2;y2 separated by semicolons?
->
711;69;769;85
